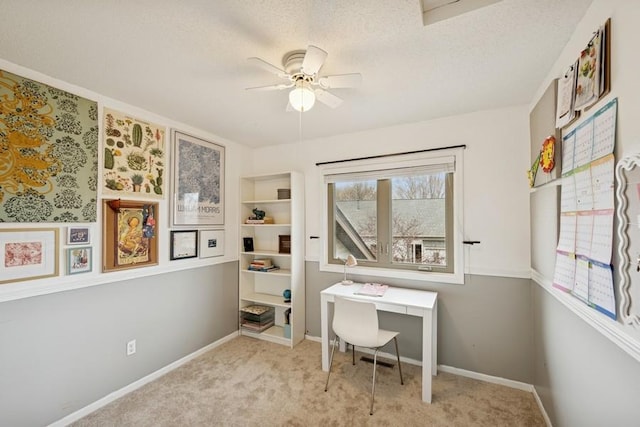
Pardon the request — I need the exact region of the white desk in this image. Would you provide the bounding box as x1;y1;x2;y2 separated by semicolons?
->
320;282;438;403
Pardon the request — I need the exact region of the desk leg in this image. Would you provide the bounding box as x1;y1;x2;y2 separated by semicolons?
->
321;294;329;371
432;300;438;376
422;308;433;403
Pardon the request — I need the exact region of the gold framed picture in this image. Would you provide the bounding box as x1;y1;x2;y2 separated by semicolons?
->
0;228;59;284
103;199;158;272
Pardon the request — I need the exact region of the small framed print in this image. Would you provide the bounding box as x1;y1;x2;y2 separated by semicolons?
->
243;237;254;252
200;229;224;258
278;235;291;254
67;227;90;245
170;230;198;260
67;247;92;275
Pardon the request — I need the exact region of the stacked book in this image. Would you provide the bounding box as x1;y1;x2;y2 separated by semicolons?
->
240;305;275;332
245;217;274;224
248;258;280;272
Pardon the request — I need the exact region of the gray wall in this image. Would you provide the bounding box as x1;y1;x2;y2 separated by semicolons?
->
532;285;640;426
306;261;534;383
0;262;238;427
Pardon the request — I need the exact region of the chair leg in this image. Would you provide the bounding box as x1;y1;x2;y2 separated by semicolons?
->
325;335;339;392
370;349;379;415
352;343;356;365
393;336;404;385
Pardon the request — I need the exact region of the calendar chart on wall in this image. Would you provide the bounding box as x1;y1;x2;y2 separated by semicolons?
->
553;97;617;319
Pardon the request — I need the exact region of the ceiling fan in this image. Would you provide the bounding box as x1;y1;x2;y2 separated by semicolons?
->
246;45;362;112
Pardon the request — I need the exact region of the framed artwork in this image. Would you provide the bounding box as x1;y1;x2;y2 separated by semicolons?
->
0;228;59;284
102;199;158;272
67;227;90;245
170;230;198;260
199;229;224;258
172;130;225;226
67;246;92;275
243;237;254;252
102;108;166;199
0;69;98;223
279;235;291;254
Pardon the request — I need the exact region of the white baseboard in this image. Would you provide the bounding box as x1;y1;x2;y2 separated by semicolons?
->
49;331;239;427
531;385;553;427
437;364;532;392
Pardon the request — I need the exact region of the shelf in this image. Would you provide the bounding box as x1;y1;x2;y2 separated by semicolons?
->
242;268;291;277
239;171;304;349
241;223;291;227
241;292;291;308
241;250;291;258
241;325;289;346
242;199;290;204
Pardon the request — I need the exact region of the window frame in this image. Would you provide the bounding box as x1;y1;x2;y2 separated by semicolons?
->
321;148;464;285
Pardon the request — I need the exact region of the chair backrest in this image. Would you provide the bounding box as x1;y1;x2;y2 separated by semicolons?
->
333;297;379;348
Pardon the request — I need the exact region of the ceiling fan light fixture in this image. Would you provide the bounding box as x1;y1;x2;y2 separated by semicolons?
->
289;80;315;112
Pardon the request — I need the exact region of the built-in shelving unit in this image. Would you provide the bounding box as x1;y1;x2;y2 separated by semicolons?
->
239;171;305;347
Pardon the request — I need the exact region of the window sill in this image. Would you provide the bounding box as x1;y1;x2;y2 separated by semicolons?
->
320;262;464;285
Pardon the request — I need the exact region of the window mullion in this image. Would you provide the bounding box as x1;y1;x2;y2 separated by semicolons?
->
378;179;391;266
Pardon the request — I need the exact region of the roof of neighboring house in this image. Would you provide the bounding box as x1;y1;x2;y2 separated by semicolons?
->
338;199;445;238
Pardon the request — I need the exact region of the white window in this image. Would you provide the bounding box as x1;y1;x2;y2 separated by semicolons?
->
321;148;464;284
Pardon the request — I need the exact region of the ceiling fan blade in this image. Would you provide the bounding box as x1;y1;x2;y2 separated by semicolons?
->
245;83;293;91
301;45;328;75
247;57;289;79
315;88;343;109
318;73;362;89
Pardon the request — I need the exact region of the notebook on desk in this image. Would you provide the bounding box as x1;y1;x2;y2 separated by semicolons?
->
353;283;388;297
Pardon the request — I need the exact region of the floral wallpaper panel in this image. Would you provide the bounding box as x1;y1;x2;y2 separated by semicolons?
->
102;108;166;199
0;69;98;222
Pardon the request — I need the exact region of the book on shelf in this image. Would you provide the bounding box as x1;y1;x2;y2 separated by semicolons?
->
245;217;274;224
240;305;273;316
353;283;389;297
251;258;272;267
248;265;280;272
241;320;275;332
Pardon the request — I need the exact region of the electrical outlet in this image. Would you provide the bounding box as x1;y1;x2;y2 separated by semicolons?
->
126;339;136;356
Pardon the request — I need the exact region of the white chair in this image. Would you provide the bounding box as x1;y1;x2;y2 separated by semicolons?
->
324;296;404;415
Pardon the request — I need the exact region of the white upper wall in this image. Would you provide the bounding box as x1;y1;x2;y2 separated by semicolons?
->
249;105;532;279
0;58;251;302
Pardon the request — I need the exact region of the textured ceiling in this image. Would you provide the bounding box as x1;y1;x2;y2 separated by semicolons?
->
0;0;594;147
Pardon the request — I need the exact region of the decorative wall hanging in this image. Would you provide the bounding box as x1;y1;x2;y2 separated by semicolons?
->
540;136;556;173
529;79;561;188
0;228;59;284
556;18;611;128
0;69;98;222
66;226;90;245
67;246;92;275
171;131;225;226
170;230;198;260
102;108;166;199
102;199;158;272
615;152;640;328
199;229;224;258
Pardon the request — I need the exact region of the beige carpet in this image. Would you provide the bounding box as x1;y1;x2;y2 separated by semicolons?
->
72;336;545;426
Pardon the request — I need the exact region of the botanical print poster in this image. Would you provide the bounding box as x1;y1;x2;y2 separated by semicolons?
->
102;108;166;198
172;131;225;226
0;69;98;222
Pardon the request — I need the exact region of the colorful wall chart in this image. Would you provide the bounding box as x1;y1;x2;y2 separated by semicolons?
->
553;97;617;319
